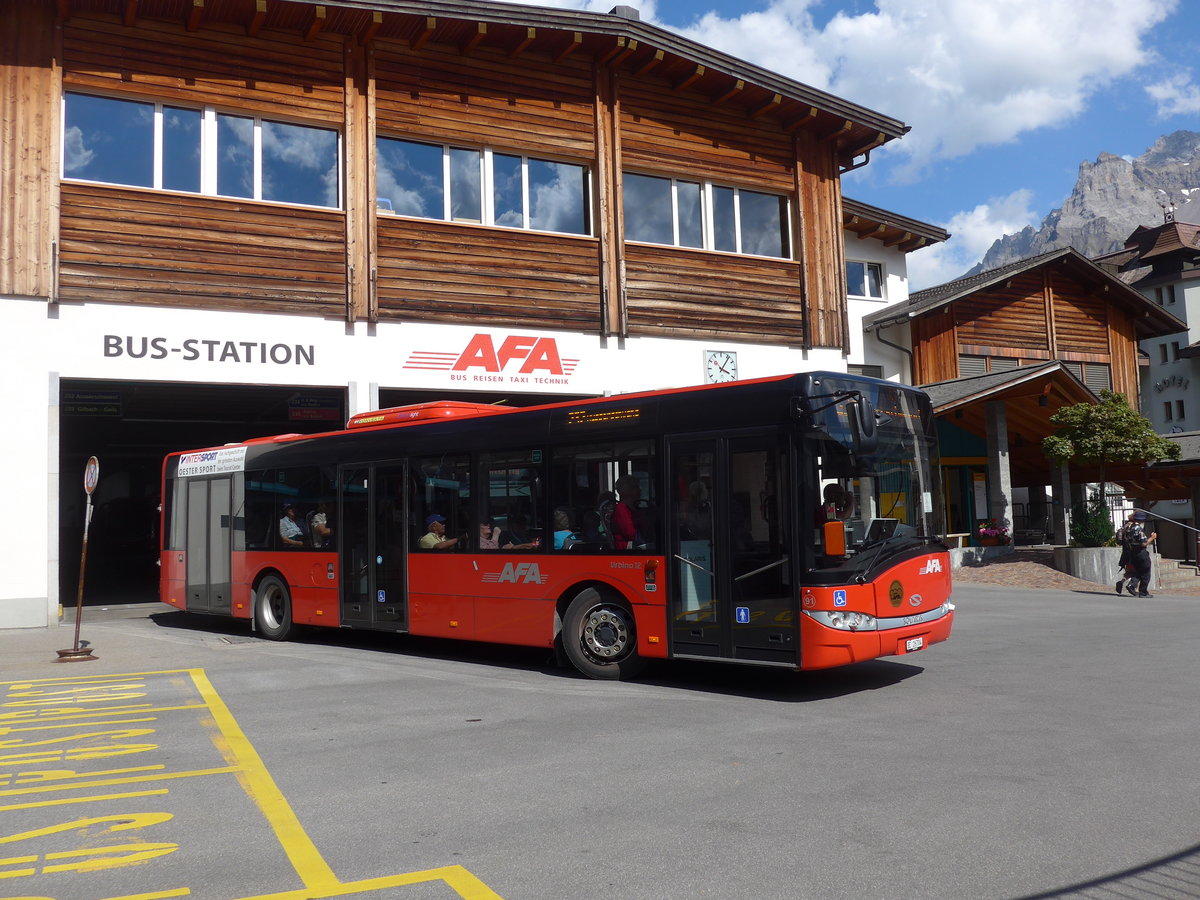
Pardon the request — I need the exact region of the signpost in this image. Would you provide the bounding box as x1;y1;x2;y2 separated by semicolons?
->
56;456;100;662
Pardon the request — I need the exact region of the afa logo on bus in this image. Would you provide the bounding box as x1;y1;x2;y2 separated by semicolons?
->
482;563;548;585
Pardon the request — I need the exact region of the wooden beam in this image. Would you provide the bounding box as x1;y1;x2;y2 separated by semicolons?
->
186;0;203;32
122;0;137;26
410;16;435;50
461;22;486;53
509;26;535;58
750;93;782;119
304;5;326;41
247;0;267;37
598;36;627;65
784;107;818;131
56;0;71;25
883;230;912;249
609;38;637;67
554;31;582;63
711;79;744;108
819;119;852;142
358;10;382;46
635;48;664;76
673;65;704;92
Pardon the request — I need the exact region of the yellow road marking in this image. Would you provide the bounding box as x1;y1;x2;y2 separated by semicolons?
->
233;864;504;900
0;788;169;811
189;668;340;890
0;766;238;798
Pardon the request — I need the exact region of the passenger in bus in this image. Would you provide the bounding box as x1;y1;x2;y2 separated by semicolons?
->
500;513;538;550
279;503;305;547
682;480;712;540
419;513;461;551
308;501;332;548
478;519;500;550
552;509;578;549
612;475;643;550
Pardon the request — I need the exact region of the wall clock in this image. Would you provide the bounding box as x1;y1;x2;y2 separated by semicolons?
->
704;350;738;383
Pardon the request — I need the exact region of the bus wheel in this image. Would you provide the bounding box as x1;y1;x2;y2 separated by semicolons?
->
254;575;294;641
563;588;646;680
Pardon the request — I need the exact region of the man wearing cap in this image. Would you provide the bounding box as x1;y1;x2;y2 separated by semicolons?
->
1124;511;1157;598
419;513;460;551
279;503;305;547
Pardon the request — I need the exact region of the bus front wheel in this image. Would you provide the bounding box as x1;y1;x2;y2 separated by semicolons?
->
254;575;294;641
563;588;646;680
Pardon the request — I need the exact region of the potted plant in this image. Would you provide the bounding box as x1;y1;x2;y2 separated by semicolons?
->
976;518;1010;546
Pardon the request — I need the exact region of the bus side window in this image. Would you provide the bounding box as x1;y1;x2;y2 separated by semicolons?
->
413;453;471;551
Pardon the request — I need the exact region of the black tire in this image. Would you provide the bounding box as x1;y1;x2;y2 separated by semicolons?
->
562;588;647;680
254;574;294;641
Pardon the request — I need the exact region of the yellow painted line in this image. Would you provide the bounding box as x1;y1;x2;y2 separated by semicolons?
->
0;670;193;686
98;890;191;900
189;669;339;890
0;766;237;798
0;705;207;724
233;864;504;900
0;716;160;734
0;788;169;812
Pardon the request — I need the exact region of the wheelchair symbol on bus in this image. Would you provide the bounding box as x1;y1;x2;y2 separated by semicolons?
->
833;590;847;607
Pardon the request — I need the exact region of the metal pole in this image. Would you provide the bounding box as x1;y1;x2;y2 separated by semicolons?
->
56;456;99;662
72;494;92;651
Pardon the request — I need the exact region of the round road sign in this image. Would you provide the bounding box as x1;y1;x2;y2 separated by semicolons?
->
84;456;100;495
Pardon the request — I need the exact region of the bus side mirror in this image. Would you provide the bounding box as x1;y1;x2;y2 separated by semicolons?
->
823;520;846;557
849;397;878;454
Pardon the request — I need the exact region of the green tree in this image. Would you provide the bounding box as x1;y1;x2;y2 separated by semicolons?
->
1042;389;1181;504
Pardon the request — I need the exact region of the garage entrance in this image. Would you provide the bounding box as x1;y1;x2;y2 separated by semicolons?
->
59;379;347;606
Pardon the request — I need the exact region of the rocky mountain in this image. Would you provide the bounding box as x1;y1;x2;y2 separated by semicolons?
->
967;130;1200;275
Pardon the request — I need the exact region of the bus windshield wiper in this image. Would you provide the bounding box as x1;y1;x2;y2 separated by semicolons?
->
852;534;932;584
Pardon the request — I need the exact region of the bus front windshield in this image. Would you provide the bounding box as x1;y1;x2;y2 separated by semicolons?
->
802;377;944;576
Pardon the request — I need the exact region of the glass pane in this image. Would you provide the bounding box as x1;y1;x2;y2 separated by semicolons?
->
450;147;482;222
528;159;589;235
261;121;338;207
739;190;788;257
63;93;153;188
676;180;703;248
375;138;444;219
712;185;736;252
217;113;255;199
866;262;883;297
623;173;673;245
493;153;524;228
162;106;202;193
846;261;866;297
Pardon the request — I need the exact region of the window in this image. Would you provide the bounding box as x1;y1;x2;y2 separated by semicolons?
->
1177;400;1186;421
243;467;335;550
1171;342;1180;362
1083;363;1112;393
413;454;471;550
376;138;591;236
1154;285;1177;305
550;440;657;551
1164;401;1173;421
848;364;883;379
847;261;884;299
63;92;340;208
481;449;545;550
622;173;790;258
1160;344;1169;364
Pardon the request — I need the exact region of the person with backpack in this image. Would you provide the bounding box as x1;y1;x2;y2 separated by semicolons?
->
1114;512;1136;595
1119;511;1157;598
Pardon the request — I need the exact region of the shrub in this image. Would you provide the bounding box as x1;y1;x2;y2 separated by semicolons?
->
1070;501;1114;548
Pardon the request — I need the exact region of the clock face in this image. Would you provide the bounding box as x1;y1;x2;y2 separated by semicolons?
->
705;351;738;383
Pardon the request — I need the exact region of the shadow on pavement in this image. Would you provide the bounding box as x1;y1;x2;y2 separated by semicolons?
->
147;608;924;702
1015;840;1200;899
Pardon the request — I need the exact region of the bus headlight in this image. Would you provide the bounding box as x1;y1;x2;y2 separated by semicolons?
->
803;609;878;632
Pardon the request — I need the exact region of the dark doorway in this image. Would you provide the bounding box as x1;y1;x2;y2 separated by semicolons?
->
59;379;346;605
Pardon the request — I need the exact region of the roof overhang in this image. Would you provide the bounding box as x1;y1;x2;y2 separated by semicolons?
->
842;198;949;255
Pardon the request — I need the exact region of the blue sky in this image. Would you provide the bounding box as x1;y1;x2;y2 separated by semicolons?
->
520;0;1199;287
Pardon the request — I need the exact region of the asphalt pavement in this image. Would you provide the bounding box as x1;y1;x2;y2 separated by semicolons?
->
2;584;1198;900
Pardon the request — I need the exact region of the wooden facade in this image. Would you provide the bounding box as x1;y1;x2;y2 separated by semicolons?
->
902;252;1180;402
1;0;909;349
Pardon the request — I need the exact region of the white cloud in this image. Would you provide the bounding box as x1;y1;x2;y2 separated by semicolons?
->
906;188;1038;289
1146;72;1200;117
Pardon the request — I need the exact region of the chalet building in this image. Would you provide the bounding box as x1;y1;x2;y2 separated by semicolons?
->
0;0;945;629
862;248;1187;543
1094;198;1200;558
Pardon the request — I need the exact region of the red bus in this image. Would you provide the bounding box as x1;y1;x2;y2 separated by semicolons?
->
159;372;953;679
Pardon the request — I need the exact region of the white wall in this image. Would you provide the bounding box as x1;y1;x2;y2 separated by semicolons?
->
844;234;912;383
0;295;852;629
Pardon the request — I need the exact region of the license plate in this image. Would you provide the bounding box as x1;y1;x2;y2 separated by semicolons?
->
905;637;924;652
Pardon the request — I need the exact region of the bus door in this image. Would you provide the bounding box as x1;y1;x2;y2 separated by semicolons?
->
339;463;408;630
184;476;233;614
668;434;795;664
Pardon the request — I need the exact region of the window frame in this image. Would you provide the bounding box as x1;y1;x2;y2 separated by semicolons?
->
846;260;885;300
621;171;793;260
375;136;594;237
62;90;343;209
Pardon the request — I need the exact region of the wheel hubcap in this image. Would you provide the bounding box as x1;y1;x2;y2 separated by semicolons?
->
581;605;631;661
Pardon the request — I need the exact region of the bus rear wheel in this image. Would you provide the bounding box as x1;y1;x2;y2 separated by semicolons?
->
254;575;294;641
563;588;646;680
